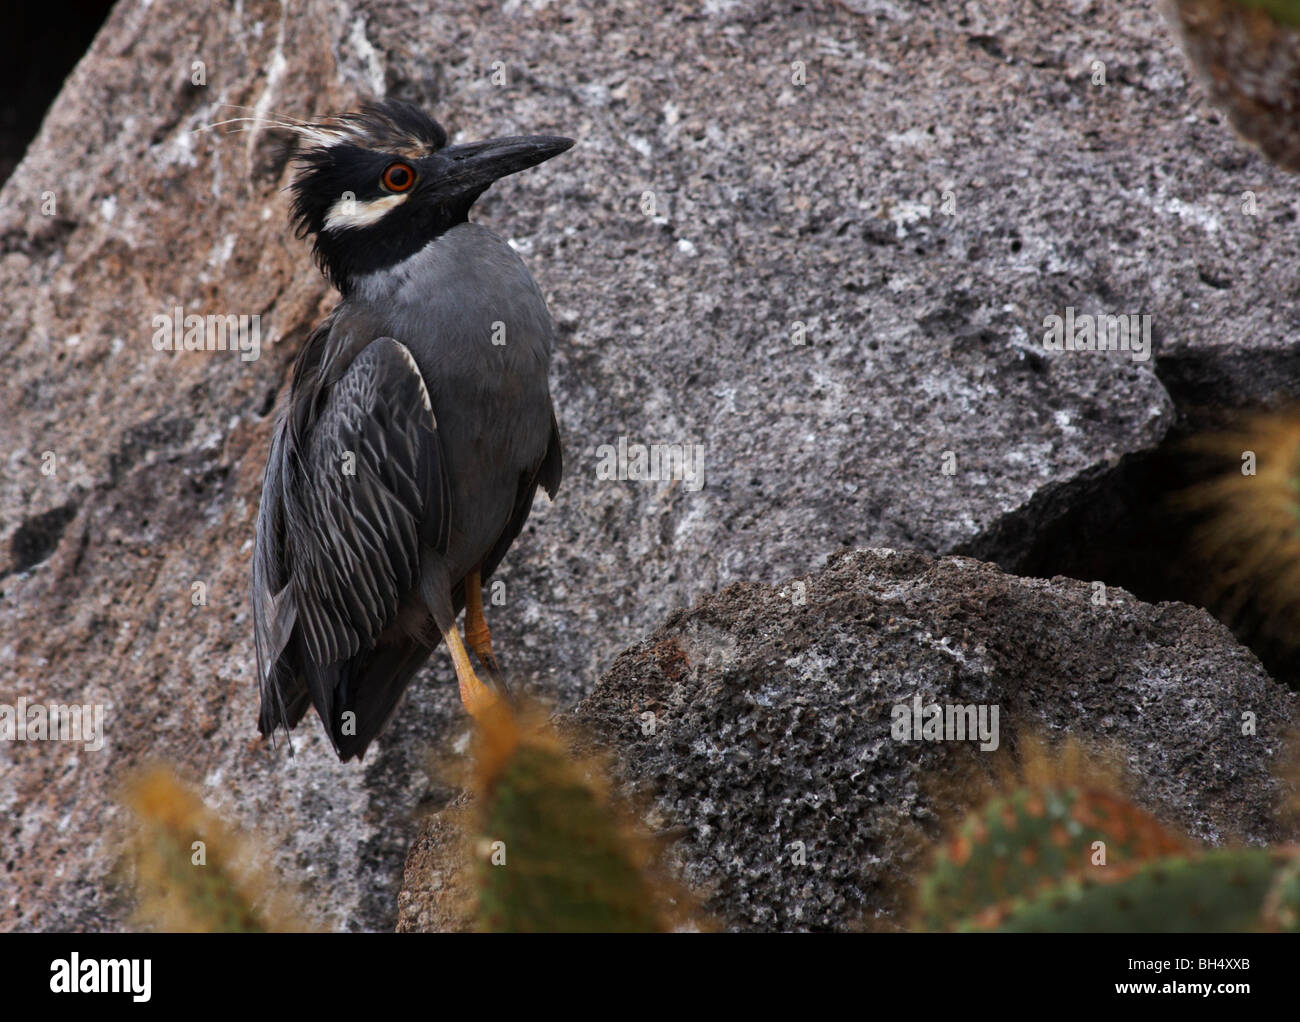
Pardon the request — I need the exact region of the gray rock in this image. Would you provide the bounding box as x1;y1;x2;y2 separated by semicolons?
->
2;0;1295;931
567;549;1298;931
399;548;1297;931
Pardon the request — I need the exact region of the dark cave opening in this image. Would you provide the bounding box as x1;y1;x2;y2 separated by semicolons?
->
2;1;116;186
963;384;1300;691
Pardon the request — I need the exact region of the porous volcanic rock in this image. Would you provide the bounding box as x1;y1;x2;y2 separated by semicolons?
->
397;549;1298;932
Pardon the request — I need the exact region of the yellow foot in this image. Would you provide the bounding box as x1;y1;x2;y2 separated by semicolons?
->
444;624;502;721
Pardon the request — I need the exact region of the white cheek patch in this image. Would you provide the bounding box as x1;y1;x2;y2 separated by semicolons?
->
323;191;409;232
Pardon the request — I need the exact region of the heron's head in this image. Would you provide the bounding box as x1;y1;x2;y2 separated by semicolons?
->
286;99;573;292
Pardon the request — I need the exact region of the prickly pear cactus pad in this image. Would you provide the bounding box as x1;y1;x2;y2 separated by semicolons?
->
471;706;668;933
991;848;1300;933
917;786;1187;931
120;767;310;933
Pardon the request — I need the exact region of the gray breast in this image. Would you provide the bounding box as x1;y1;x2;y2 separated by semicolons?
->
347;222;557;575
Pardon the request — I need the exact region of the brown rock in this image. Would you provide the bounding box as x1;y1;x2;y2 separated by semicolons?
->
1164;0;1300;172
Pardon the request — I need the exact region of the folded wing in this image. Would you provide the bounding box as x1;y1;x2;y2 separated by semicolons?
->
253;336;450;746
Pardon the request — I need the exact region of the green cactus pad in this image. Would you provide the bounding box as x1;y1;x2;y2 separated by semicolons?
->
147;830;266;933
917;786;1185;931
476;739;664;932
988;849;1300;933
1229;0;1300;29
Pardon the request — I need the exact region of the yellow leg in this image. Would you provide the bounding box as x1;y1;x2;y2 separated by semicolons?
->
443;624;500;721
464;569;501;678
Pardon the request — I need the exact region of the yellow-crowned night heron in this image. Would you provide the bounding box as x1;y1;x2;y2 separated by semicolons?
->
251;100;570;760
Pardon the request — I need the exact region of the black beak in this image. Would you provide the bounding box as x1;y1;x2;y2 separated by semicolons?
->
434;135;574;196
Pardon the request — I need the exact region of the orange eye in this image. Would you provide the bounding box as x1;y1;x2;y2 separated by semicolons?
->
381;161;416;192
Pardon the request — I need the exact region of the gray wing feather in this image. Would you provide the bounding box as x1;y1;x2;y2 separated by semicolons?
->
252;414;299;721
254;335;450;735
287;337;444;665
